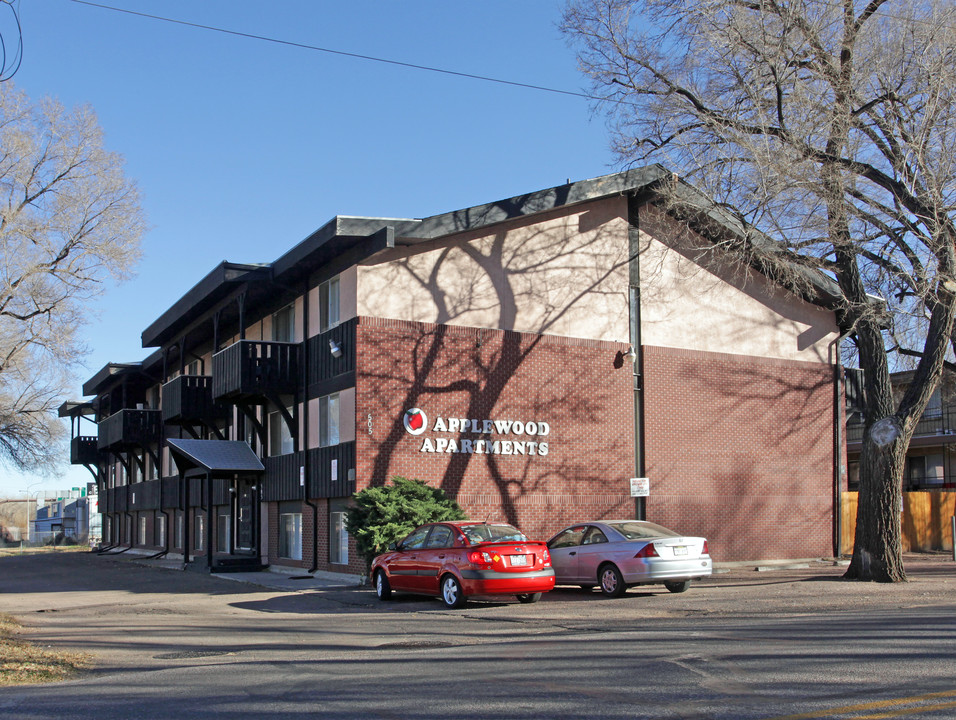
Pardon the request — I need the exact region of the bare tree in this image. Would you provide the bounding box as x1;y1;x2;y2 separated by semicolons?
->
0;83;145;471
563;0;956;581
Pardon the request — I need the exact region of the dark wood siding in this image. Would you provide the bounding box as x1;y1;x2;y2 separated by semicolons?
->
162;375;229;424
98;409;163;450
129;480;161;510
307;319;356;395
212;340;300;402
70;436;100;465
262;451;306;502
309;442;356;498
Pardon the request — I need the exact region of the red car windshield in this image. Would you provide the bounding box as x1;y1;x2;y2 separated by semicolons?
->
461;524;527;544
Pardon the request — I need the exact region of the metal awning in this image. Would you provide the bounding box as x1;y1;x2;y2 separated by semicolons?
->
166;439;265;477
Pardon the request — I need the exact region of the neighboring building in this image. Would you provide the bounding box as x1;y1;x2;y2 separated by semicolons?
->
61;167;846;573
33;493;90;544
846;368;956;490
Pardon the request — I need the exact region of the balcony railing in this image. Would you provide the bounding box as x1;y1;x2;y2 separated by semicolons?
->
162;375;229;424
212;340;299;403
97;408;163;451
70;436;100;465
847;408;956;444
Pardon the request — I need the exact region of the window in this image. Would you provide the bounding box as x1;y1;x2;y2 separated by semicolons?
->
217;509;231;552
279;512;302;560
269;407;295;456
319;277;340;333
195;512;205;552
273;303;295;343
156;513;166;547
424;525;453;549
175;512;184;550
925;389;943;419
139;516;147;545
330;500;349;565
318;393;339;447
398;525;431;551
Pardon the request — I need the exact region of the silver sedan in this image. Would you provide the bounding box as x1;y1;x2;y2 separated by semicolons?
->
547;520;712;597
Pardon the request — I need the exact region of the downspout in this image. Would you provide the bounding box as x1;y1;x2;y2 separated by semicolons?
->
303;282;319;573
628;195;647;520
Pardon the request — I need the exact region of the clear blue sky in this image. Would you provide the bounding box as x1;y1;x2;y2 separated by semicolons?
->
0;0;615;496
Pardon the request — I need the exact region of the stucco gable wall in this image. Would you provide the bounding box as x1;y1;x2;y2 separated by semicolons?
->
356;197;632;343
356;196;837;363
638;204;838;363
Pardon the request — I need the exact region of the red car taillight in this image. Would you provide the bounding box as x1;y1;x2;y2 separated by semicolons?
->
634;543;659;559
469;551;494;568
542;548;551;567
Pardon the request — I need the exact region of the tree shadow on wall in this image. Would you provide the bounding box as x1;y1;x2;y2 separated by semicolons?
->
362;211;632;526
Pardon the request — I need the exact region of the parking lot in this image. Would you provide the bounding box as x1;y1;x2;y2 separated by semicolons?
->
1;551;955;719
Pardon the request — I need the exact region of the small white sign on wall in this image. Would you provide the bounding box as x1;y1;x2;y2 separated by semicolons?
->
629;477;650;497
331;458;338;481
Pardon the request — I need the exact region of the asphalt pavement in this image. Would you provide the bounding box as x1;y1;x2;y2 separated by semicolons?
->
1;550;954;719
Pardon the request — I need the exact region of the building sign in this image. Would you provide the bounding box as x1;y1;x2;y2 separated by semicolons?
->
629;477;650;497
403;408;550;456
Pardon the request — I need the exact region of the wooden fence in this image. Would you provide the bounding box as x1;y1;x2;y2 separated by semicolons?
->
841;491;956;553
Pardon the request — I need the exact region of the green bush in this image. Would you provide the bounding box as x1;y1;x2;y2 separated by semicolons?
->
346;477;466;572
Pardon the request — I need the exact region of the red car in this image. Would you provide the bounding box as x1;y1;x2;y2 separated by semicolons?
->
371;521;555;608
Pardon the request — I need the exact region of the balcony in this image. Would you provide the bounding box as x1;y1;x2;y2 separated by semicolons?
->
162;375;229;425
847;408;956;445
70;436;100;465
212;340;299;404
97;408;163;451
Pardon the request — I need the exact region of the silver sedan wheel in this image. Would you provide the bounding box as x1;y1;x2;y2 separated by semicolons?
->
599;564;627;598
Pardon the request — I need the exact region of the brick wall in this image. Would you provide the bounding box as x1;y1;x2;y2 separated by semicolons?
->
643;345;835;561
354;317;636;543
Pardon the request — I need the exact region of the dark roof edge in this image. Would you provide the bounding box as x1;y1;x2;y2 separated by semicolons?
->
81;348;164;396
141;262;270;349
405;165;671;241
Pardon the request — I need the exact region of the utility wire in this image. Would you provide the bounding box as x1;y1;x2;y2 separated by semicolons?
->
67;0;594;101
0;0;23;81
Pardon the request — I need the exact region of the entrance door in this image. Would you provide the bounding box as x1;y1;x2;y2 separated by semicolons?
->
235;479;256;551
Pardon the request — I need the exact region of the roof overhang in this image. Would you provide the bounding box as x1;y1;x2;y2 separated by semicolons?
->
142;262;271;348
166;439;265;478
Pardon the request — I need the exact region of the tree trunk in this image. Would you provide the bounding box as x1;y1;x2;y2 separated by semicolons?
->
844;421;907;582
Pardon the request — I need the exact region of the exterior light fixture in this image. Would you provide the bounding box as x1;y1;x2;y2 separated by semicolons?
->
624;346;637;362
329;339;343;358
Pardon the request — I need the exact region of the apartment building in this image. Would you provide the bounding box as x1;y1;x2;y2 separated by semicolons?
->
62;166;845;574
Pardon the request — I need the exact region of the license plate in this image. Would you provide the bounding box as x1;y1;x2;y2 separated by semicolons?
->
673;546;688;556
509;554;529;567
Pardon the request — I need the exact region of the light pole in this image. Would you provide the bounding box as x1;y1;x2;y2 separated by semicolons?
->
18;484;44;551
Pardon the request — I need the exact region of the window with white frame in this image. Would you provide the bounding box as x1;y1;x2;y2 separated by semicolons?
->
217;509;231;552
318;393;339;447
279;512;303;560
330;500;349;565
175;511;184;549
273;303;295;343
195;512;205;551
318;277;340;333
269;407;295;456
156;513;166;547
139;516;147;545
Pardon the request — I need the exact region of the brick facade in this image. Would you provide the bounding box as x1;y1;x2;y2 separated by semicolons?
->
350;320;835;562
643;345;834;560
